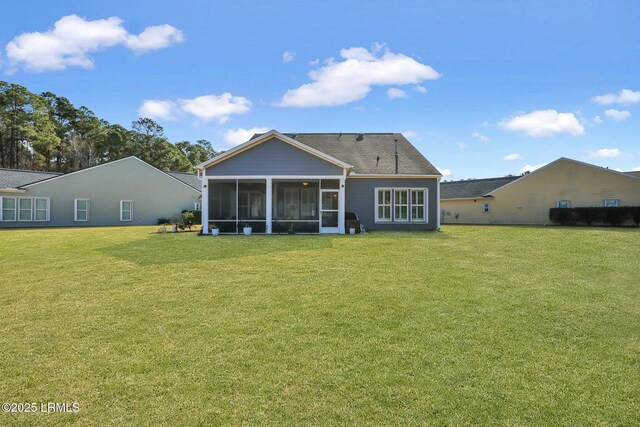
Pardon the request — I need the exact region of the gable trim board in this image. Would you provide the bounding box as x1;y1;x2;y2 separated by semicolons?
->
196;130;353;171
22;156;200;194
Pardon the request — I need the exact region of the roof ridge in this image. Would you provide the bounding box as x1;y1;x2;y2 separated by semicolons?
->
443;176;519;183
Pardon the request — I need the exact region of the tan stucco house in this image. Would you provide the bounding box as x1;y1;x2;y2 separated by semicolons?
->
441;158;640;225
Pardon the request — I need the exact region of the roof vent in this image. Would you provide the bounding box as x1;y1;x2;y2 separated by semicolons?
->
356;134;364;141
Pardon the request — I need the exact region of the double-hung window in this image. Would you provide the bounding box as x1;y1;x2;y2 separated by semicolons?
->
34;198;49;221
75;199;90;221
120;200;133;221
18;198;33;221
375;188;428;223
557;200;571;208
1;197;17;221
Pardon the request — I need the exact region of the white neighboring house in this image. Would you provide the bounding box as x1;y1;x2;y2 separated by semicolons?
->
0;157;201;227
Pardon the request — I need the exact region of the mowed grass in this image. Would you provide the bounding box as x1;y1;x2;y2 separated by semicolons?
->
0;226;638;426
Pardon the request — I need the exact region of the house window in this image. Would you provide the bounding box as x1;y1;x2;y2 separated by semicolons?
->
482;202;490;213
120;200;133;221
1;197;16;221
411;190;426;221
18;198;33;221
75;199;90;221
377;189;392;222
394;190;409;221
34;198;49;221
603;199;620;207
557;200;571;208
375;188;428;223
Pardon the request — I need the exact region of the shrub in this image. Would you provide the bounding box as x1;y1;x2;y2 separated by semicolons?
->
181;211;197;231
549;206;640;227
182;209;201;224
157;217;171;225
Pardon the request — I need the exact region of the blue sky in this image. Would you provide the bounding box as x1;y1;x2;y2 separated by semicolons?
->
2;0;639;178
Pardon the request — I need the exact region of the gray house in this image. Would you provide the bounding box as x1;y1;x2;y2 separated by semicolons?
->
196;130;441;234
0;156;201;227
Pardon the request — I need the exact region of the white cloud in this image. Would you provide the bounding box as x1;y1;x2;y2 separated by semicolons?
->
283;51;295;63
223;127;270;146
503;153;521;161
633;166;640;171
604;109;631;121
519;163;546;174
592;89;640;105
471;132;490;142
589;148;621;158
593;115;603;124
456;142;468;150
499;109;584;137
413;85;427;94
138;100;176;120
402;130;417;139
387;88;408;99
436;166;452;177
277;45;440;107
178;93;251;124
5;14;183;72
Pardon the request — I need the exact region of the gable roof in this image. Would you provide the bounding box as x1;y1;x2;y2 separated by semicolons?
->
625;170;640;178
196;130;353;171
278;133;440;175
196;130;441;176
167;171;201;190
0;168;62;190
441;176;521;199
21;156;201;193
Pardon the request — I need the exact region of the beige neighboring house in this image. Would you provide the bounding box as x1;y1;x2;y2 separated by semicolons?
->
441;157;640;225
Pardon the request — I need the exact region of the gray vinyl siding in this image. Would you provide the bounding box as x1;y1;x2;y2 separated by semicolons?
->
205;138;344;176
345;177;439;231
0;157;200;228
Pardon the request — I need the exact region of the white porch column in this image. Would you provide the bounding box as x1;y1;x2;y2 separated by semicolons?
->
265;178;273;234
201;176;209;234
338;176;346;234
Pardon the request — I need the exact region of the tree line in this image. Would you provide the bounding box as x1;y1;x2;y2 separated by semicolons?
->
0;81;220;173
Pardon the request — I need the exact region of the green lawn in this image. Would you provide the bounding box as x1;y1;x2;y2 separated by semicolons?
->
1;226;638;426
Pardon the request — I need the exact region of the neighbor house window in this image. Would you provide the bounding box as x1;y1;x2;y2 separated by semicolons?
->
18;198;33;221
557;200;571;208
482;202;490;213
375;188;428;223
1;197;16;221
75;199;90;222
34;198;49;221
120;200;133;221
603;199;620;207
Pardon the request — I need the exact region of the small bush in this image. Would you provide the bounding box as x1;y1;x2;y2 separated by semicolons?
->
157;217;171;225
181;211;197;231
182;209;201;224
549;206;640;227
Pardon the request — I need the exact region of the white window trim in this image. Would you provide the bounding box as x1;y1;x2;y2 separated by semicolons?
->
74;198;90;222
1;196;17;222
18;197;33;222
120;200;133;222
482;202;490;213
411;189;427;222
374;187;429;224
556;200;571;208
374;189;392;222
603;199;620;207
33;197;50;222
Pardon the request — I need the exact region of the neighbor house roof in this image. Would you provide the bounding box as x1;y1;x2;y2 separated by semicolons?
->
625;171;640;178
167;171;200;190
0;168;62;189
440;176;521;199
196;130;440;176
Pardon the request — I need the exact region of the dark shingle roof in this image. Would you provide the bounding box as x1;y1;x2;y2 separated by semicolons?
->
167;171;201;190
625;171;640;178
0;168;62;189
441;176;521;199
253;133;440;175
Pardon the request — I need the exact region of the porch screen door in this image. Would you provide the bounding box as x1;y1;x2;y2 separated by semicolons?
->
320;189;339;233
